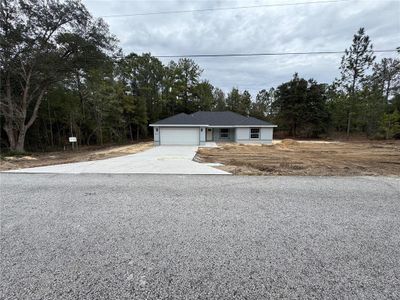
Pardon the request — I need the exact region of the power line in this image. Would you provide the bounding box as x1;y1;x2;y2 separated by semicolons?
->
99;0;350;18
154;49;397;58
56;49;397;62
63;49;397;61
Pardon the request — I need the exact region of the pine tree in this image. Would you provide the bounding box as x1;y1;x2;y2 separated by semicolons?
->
339;27;375;136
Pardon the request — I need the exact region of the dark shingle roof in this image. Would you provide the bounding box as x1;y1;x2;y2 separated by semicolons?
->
152;111;274;126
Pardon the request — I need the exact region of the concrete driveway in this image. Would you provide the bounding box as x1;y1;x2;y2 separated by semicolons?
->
7;146;229;175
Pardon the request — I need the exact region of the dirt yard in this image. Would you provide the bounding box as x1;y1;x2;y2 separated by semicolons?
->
0;142;153;171
195;140;400;176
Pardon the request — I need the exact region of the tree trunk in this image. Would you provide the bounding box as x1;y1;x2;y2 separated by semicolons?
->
2;80;46;152
386;120;391;140
47;97;54;147
385;79;391;104
293;123;297;138
2;74;17;151
4;126;17;151
99;127;103;145
56;123;62;146
346;110;351;137
5;121;29;153
347;74;357;137
15;129;27;152
129;124;134;142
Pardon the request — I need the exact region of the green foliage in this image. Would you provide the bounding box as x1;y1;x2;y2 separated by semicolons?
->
339;28;375;91
273;74;330;137
0;0;117;151
327;86;350;132
372;58;400;102
328;28;400;139
121;53;164;123
213;88;227;111
226;88;241;112
240;91;252;116
193;81;216;111
391;94;400;112
380;110;400;139
251;88;274;120
2;4;399;152
226;88;251;115
167;58;203;113
338;27;375;135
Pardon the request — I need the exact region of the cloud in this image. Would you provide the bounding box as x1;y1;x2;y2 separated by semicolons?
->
84;0;400;97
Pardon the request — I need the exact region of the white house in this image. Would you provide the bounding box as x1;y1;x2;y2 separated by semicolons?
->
149;111;277;146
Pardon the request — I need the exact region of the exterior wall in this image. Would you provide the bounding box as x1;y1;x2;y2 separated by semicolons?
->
153;126;274;145
199;127;206;145
213;128;235;142
235;128;249;141
153;126;160;145
235;127;274;144
260;128;273;141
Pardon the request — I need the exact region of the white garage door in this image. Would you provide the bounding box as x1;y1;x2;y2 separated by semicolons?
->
160;127;199;145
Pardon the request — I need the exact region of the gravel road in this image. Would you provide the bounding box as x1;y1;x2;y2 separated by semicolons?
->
1;174;399;299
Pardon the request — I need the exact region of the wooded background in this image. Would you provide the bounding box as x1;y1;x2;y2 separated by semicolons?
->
1;1;399;152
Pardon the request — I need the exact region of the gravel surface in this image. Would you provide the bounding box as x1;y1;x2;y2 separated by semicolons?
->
1;174;399;299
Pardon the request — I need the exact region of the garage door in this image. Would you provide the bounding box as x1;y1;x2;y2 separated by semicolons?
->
160;128;199;145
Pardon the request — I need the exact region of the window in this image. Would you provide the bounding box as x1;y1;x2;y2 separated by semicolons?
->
250;128;260;139
220;128;229;138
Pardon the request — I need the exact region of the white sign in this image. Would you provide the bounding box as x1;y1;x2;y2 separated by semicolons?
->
69;137;77;143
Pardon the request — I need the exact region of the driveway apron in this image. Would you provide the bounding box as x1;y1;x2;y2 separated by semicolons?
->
5;146;229;175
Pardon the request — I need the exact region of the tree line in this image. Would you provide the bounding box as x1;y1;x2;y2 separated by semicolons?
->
1;0;399;152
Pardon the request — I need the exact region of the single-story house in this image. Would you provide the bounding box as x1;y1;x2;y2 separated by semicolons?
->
149;111;277;146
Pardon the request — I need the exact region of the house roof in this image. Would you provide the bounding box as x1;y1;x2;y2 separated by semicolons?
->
151;111;275;126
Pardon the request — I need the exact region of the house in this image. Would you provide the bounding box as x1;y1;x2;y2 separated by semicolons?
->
149;111;277;146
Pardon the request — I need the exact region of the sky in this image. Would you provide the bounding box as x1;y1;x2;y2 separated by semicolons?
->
83;0;400;96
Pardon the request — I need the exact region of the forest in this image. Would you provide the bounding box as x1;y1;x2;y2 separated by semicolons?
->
1;0;399;152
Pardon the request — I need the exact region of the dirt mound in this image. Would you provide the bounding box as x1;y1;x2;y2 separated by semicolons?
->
198;140;400;176
280;139;299;146
275;139;299;151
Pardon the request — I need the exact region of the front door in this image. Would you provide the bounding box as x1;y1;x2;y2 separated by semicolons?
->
206;128;213;141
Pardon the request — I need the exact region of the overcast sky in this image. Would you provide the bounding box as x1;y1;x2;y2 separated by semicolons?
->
84;0;399;96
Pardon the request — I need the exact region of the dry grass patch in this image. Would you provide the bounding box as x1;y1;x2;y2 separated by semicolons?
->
0;142;153;171
195;139;400;176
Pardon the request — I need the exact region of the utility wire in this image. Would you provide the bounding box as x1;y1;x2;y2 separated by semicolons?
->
62;49;397;61
154;49;397;58
99;0;349;18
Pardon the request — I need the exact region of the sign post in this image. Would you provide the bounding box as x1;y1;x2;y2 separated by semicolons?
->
69;137;77;150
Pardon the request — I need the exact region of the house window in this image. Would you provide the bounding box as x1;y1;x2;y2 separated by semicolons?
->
220;128;229;138
250;128;260;139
